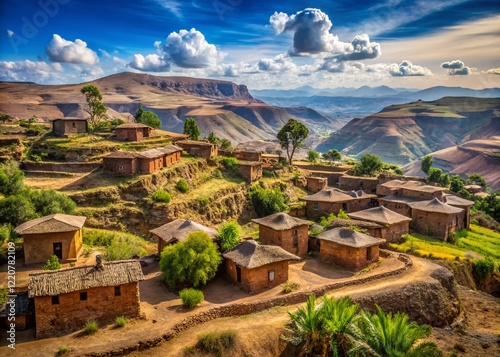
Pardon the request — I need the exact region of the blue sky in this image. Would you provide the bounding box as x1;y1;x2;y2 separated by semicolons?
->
0;0;499;88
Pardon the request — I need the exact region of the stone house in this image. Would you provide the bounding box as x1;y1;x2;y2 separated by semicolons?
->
222;239;300;293
219;149;262;162
315;228;385;270
28;258;144;338
348;206;412;243
114;123;153;141
150;218;217;255
346;190;379;212
328;219;383;238
15;214;86;265
444;194;474;229
0;292;34;330
102;151;139;176
378;195;420;217
177;140;218;160
377;180;446;200
52;118;88;137
237;161;263;183
408;198;464;240
137;148;164;174
339;175;380;193
158;145;183;166
306;176;327;192
251;212;310;258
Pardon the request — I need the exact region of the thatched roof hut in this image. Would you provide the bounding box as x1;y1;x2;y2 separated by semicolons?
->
348;206;412;225
15;214;86;235
150;219;217;245
315;228;385;248
251;212;310;230
300;188;354;203
223;240;300;269
328;218;382;230
408;198;463;214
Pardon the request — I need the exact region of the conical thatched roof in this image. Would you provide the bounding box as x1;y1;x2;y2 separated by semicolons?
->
328;218;383;229
15;214;86;235
223;240;300;269
28;260;144;298
378;195;421;204
149;219;217;244
251;212;310;230
300;188;354;203
444;194;474;207
316;228;385;248
408;198;463;214
348;206;412;225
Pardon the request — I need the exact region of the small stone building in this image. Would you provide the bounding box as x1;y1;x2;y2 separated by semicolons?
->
315;228;385;270
307;176;327;193
378;195;420;217
408;198;464;240
222;240;300;293
300;188;363;220
114;123;153;141
137;148;164;174
377;180;446;200
158;145;183;166
251;212;310;258
348;206;412;243
328;219;383;238
28;259;144;338
177;140;218;160
0;292;34;330
102;151;139;176
237;161;263;183
444;194;474;229
219;149;262;161
347;190;379;212
15;214;86;265
52;118;88;137
150;219;217;255
339;175;380;193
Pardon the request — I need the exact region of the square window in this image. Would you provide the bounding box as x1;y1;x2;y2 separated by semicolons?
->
80;292;88;301
268;270;275;282
114;286;121;297
52;295;59;305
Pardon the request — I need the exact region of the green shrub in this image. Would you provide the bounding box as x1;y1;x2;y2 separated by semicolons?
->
473;257;496;282
337;209;349;219
196;330;237;356
104;236;147;261
212;169;223;179
175;179;190;193
218;156;238;170
43;255;61;270
249;185;288;217
282;281;300;293
197;197;210;208
115;316;127;328
151;190;171;203
83;229;115;246
219;221;240;252
57;346;69;355
84;320;99;335
309;227;323;236
262;170;276;178
180;288;204;308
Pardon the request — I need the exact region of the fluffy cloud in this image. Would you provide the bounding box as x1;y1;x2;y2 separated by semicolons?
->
0;60;58;82
129;54;171;72
258;54;296;72
388;60;432;76
441;60;471;75
7;29;14;37
487;67;500;75
45;34;99;65
269;8;380;61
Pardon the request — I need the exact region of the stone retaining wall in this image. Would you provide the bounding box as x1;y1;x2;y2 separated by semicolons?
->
84;252;412;357
22;161;102;173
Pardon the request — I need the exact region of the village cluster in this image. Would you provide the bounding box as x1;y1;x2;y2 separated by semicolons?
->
2;117;474;339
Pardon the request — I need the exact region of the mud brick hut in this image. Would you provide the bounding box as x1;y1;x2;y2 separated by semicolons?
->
377;180;446;200
157;145;183;166
300;188;358;220
15;214;86;265
237;160;263;183
378;195;421;217
408;198;464;240
177;140;218;160
348;206;412;242
315;228;385;270
28;258;144;338
328;219;383;239
306;176;327;193
346;190;379;212
102;151;139;176
444;194;474;229
150;219;217;255
251;212;310;258
137;148;165;174
51;118;88;137
222;240;300;293
114;123;153;141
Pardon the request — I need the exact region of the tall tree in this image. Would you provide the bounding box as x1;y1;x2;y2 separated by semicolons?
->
352;153;383;177
218;221;240;252
421;155;433;175
277;119;309;165
0;160;24;196
80;84;107;132
323;149;342;163
137;111;162;129
183;117;201;140
307;150;320;163
134;104;144;122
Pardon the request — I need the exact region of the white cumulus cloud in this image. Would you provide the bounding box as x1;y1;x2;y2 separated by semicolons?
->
441;59;471;75
0;60;57;83
128;54;171;72
388;60;432;76
258;54;297;72
45;34;99;65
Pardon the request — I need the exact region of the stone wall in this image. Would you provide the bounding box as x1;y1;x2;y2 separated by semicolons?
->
103;157;137;176
379;200;412;217
411;210;462;240
306;177;327;192
116;128;143;141
348;197;377;212
24;230;82;265
53;120;87;137
381;221;410;243
259;225;308;258
34;282;140;338
319;241;380;270
238;163;262;183
339;176;379;193
22;161;102;173
305;201;346;220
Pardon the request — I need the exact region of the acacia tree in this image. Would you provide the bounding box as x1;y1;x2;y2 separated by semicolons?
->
183;117;201;140
277;119;309;165
81;84;107;132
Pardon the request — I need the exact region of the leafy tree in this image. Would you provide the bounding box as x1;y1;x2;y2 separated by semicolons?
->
183;117;201;140
249;186;288;217
134;104;144;122
474;192;500;222
427;167;443;183
0;160;24;196
159;231;222;288
137;110;162;129
307;150;320;163
439;173;450;187
450;174;465;193
323;149;342;163
80;84;107;132
220;138;232;150
351;306;442;357
0;195;38;226
218;221;240;252
0;114;12;123
277;119;309;165
207;132;220;144
352;153;383;177
467;173;487;189
421;155;433;174
28;189;76;216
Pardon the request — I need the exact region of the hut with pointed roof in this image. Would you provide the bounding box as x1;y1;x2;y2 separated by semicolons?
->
378;195;420;217
222;240;300;293
114;123;153;141
328;219;383;238
15;214;86;265
348;206;412;242
251;212;310;257
300;189;355;220
408;198;464;240
28;258;144;338
444;194;474;229
315;228;385;270
346;190;379;212
150;218;217;255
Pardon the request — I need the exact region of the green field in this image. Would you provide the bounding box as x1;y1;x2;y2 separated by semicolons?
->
389;224;500;261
